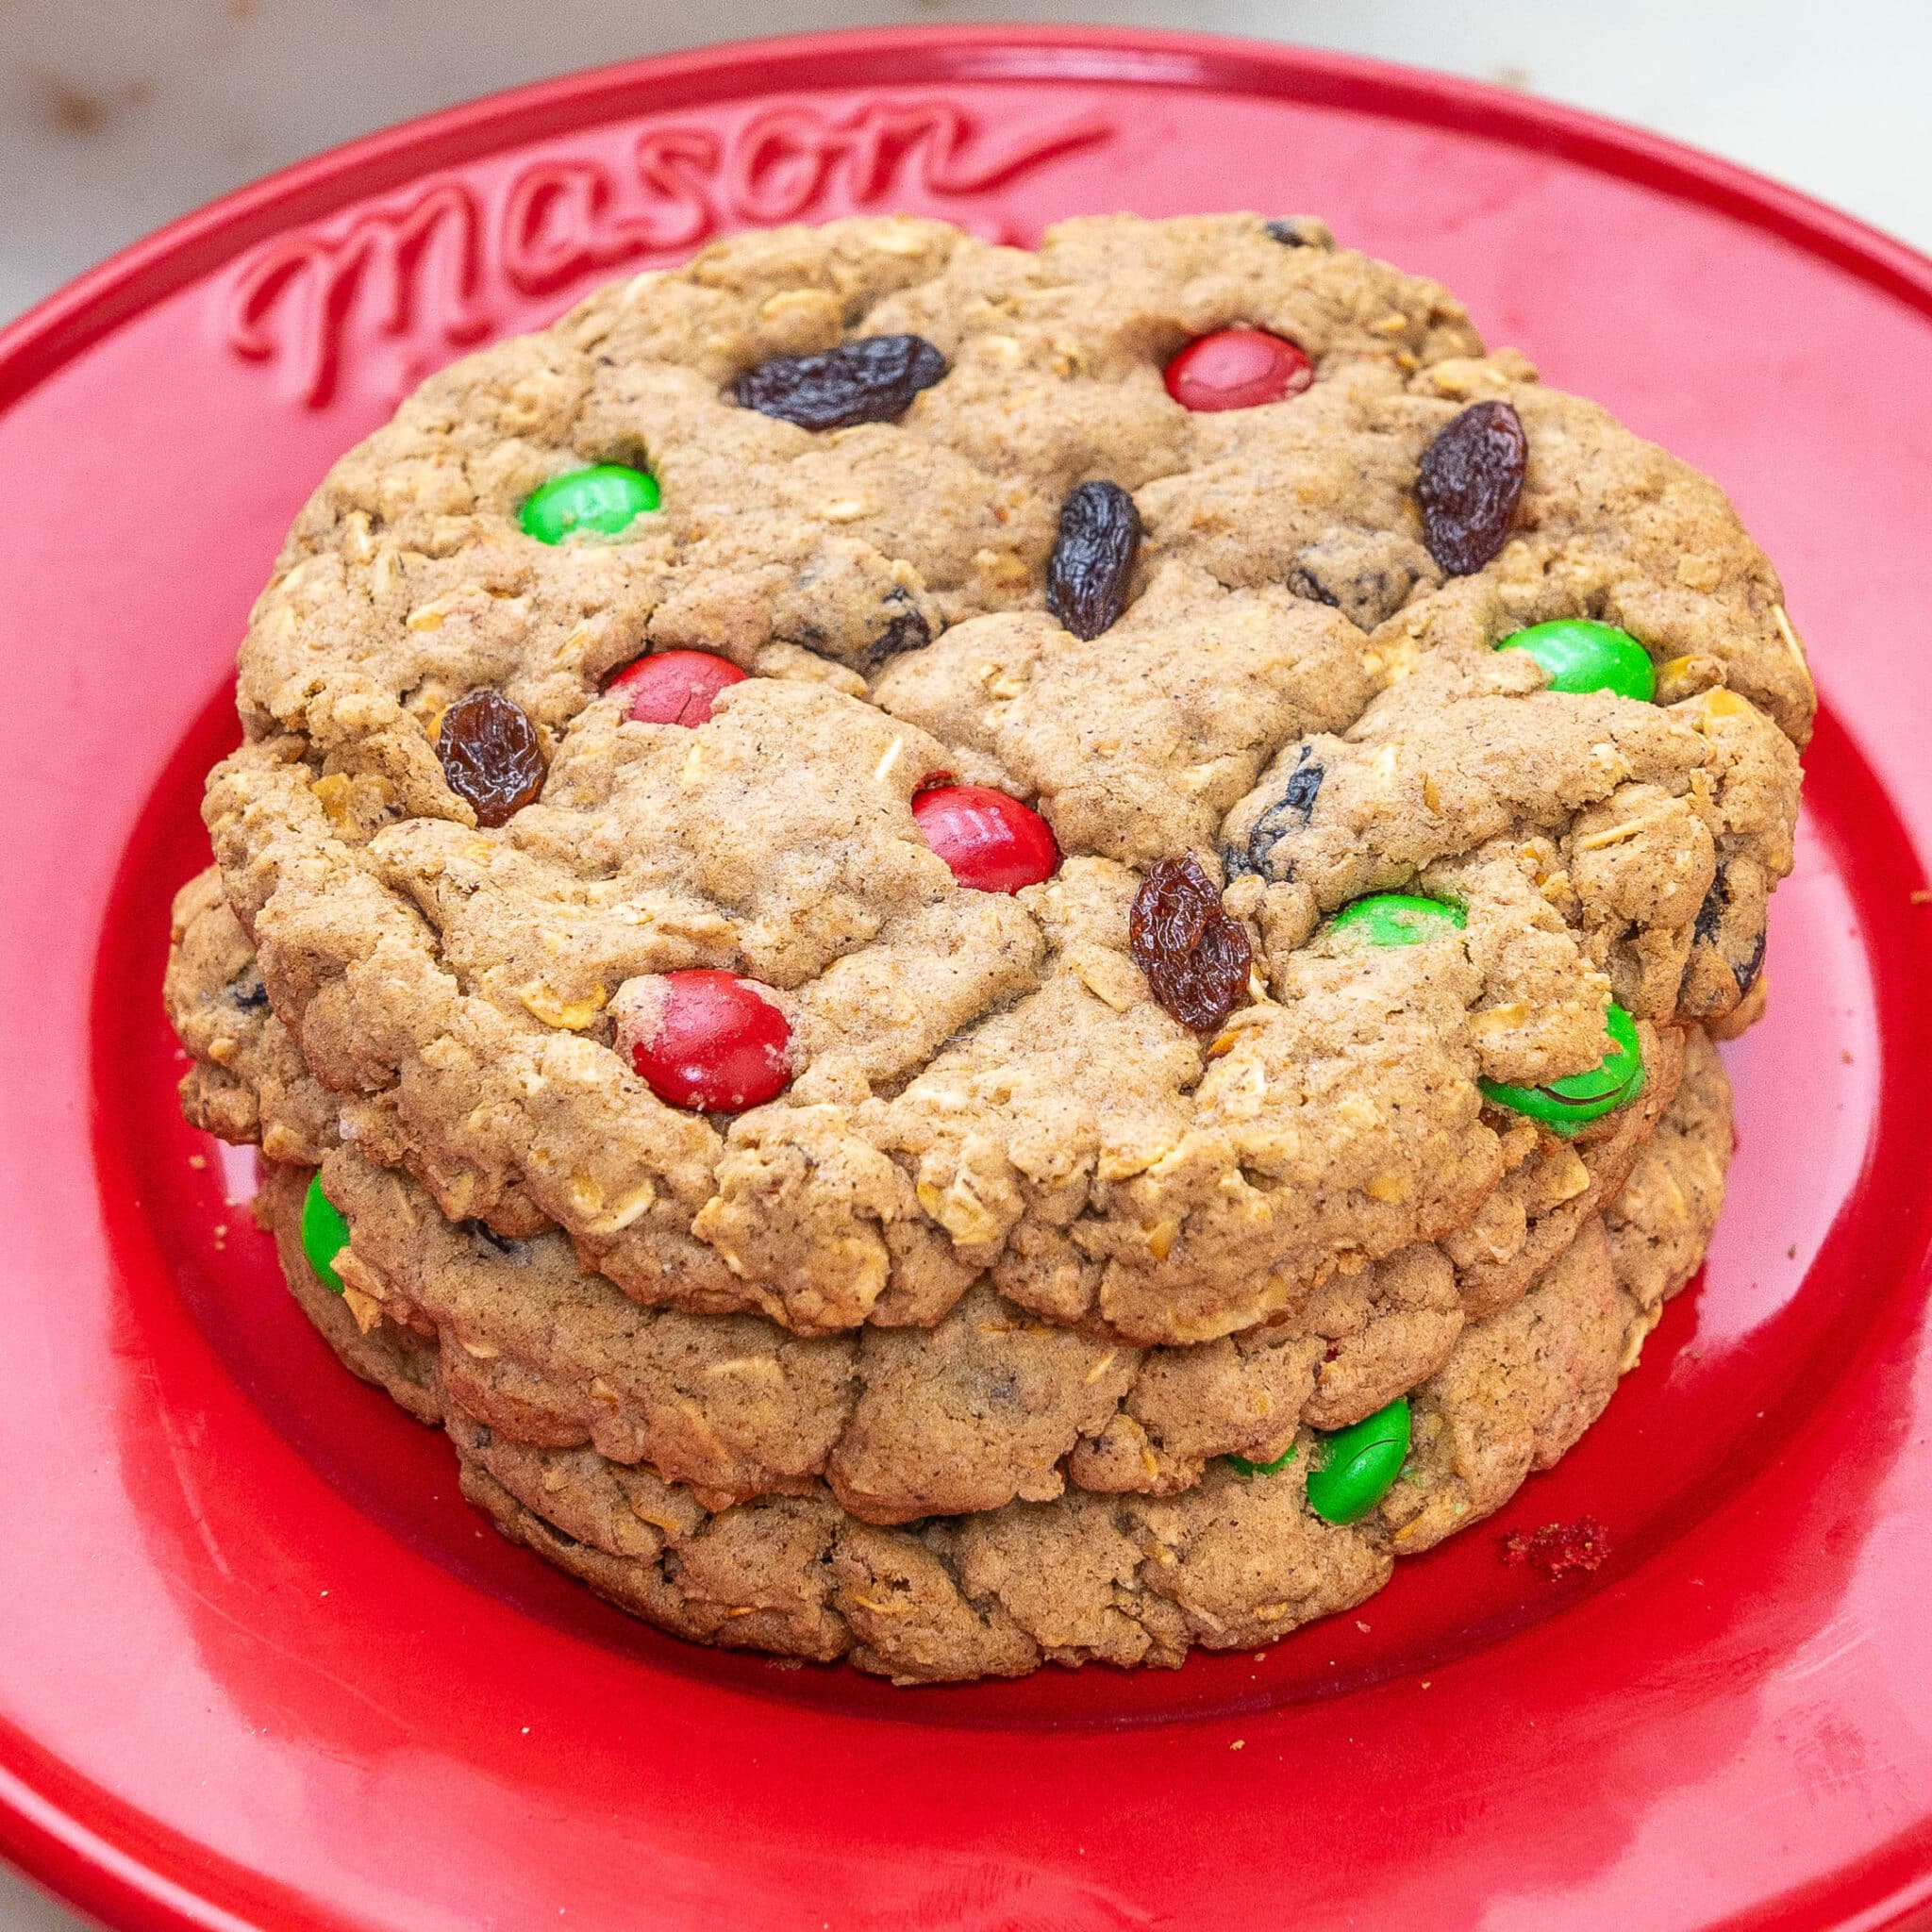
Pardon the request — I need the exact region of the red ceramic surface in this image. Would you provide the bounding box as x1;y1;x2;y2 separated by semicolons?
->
2;26;1930;1931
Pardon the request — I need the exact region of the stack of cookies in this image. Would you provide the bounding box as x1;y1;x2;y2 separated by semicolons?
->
163;213;1806;1683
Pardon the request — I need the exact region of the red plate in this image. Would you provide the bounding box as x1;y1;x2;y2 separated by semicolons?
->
3;26;1931;1931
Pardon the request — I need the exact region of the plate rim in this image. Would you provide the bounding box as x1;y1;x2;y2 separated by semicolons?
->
8;21;1932;418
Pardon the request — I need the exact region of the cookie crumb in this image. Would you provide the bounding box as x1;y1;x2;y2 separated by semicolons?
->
1499;1515;1611;1579
1229;1739;1245;1750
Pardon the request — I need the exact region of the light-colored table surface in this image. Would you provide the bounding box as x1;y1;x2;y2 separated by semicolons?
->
1;2;1924;1924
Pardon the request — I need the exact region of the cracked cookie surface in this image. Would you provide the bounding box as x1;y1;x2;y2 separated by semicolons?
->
195;213;1802;1346
174;874;1690;1521
256;1031;1731;1681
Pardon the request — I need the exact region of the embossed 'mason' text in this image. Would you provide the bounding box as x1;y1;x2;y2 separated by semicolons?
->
225;100;1113;406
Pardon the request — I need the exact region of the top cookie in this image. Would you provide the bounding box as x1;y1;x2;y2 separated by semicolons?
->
202;212;1807;1344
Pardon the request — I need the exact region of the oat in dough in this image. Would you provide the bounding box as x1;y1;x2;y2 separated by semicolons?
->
255;1037;1730;1681
172;876;1690;1521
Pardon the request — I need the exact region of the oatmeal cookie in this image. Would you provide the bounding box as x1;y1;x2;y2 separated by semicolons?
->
194;213;1801;1348
257;1033;1729;1680
182;882;1688;1520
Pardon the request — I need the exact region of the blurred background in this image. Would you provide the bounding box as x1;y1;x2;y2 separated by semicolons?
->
0;1;1921;1924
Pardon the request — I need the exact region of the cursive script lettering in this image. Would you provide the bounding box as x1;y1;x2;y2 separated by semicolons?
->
225;99;1113;407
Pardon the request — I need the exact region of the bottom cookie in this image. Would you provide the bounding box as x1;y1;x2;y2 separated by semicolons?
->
255;1033;1731;1684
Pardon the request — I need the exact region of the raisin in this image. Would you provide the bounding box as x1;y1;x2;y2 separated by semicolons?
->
1284;564;1341;608
1280;745;1325;819
1264;217;1324;248
228;971;270;1012
1734;928;1768;997
1129;856;1253;1033
1226;747;1323;881
1692;865;1764;992
436;690;546;827
1047;481;1141;640
733;334;947;431
1499;1516;1611;1580
1693;868;1729;947
864;606;932;669
463;1218;528;1262
1417;399;1526;576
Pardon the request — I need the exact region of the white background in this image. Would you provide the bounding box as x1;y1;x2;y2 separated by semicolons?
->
1;1;1924;1924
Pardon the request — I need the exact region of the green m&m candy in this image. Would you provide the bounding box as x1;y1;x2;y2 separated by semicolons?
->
519;464;660;543
1305;1397;1411;1524
1328;892;1467;948
301;1173;350;1295
1480;1001;1646;1137
1496;620;1657;702
1226;1442;1298;1478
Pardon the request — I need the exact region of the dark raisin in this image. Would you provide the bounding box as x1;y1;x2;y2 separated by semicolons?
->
1129;856;1253;1033
1234;800;1303;882
733;334;947;431
1284;564;1341;608
228;972;270;1012
1690;864;1766;998
1417;399;1526;576
1226;747;1323;881
437;690;546;827
1264;217;1324;248
1693;871;1728;948
864;606;932;669
473;1424;493;1447
1734;928;1768;997
1280;746;1325;819
463;1218;529;1262
1046;481;1141;641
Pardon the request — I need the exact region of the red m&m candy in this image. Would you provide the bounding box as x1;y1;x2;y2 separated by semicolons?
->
625;970;791;1112
1163;329;1313;412
608;650;746;726
912;783;1059;893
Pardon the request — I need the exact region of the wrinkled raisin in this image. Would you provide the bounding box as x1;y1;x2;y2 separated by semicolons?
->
437;690;546;827
1129;856;1252;1032
1417;399;1526;575
864;606;931;669
1693;867;1728;947
733;334;947;431
1047;480;1141;640
1264;217;1324;247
